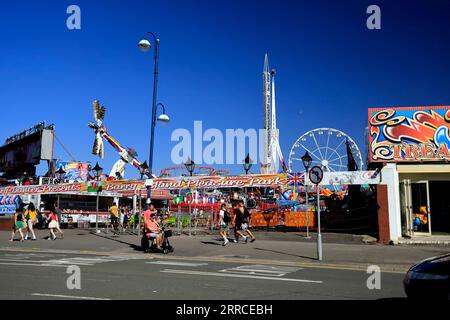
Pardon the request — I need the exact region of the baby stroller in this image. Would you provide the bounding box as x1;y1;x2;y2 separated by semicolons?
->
141;227;174;254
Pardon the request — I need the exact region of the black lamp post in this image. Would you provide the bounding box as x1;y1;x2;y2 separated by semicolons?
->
301;151;312;239
55;166;66;183
243;153;253;174
92;162;103;233
184;157;195;176
138;33;170;205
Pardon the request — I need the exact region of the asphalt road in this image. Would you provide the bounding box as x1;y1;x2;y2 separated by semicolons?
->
0;250;406;300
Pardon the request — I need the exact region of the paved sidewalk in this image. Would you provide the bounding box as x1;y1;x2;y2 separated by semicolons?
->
1;229;449;273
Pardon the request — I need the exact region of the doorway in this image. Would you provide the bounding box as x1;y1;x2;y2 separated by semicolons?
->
400;180;431;236
429;181;450;235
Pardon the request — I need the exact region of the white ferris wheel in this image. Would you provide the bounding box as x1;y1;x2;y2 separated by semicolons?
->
288;128;363;173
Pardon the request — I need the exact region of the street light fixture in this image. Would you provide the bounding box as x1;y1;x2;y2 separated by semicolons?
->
55;166;66;182
301;151;312;239
156;103;170;124
139;160;149;179
243;153;253;174
184;157;195;176
92;162;103;233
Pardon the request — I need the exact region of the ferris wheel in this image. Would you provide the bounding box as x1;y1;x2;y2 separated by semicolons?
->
288;128;363;173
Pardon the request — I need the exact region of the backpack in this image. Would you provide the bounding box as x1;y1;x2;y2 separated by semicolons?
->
223;210;231;223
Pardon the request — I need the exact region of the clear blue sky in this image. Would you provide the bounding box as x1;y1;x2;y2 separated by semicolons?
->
1;0;450;178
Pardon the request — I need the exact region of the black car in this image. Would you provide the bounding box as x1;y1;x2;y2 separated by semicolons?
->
404;253;450;300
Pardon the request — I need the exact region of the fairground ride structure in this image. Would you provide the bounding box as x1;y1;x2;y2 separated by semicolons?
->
88;100;146;179
159;166;229;178
260;54;288;174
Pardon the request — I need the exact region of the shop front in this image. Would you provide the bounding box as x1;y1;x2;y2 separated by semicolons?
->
398;164;450;237
369;106;450;242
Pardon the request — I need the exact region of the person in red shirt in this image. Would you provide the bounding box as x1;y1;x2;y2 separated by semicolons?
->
143;204;162;249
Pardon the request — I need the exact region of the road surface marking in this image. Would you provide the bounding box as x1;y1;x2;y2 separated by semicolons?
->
0;255;135;267
32;293;111;300
160;269;323;283
146;261;208;267
219;264;302;277
0;262;67;268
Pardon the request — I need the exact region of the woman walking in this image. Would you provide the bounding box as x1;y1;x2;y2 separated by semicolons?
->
46;209;58;240
9;208;25;242
24;202;37;240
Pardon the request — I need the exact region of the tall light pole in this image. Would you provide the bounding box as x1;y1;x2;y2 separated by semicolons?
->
92;162;103;234
301;151;312;239
184;158;195;236
138;33;169;205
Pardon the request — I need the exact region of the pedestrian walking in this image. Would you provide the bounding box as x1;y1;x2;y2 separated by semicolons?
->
109;202;119;232
234;201;256;243
238;201;256;242
24;202;37;240
46;209;59;240
53;203;64;238
231;202;240;243
9;208;25;242
123;208;129;232
218;203;231;246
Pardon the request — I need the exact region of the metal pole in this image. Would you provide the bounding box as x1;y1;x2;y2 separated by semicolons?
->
305;169;310;238
146;33;160;205
317;184;322;261
189;201;192;237
95;191;99;233
138;194;142;237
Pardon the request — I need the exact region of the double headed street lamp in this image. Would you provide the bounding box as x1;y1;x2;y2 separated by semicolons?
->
138;32;170;205
243;153;253;175
301;151;312;239
92;162;103;233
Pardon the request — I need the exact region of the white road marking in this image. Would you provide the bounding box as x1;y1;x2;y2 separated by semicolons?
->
161;269;323;283
0;255;134;267
220;264;302;277
146;261;208;267
0;262;67;268
32;293;111;300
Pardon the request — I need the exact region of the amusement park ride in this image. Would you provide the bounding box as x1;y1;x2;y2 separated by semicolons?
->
261;54;288;174
88;100;147;180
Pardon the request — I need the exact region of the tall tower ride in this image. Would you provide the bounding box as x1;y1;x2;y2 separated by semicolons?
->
261;54;287;174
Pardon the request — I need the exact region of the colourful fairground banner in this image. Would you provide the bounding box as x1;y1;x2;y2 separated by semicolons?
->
0;180;144;196
148;174;289;190
0;171;381;196
368;106;450;162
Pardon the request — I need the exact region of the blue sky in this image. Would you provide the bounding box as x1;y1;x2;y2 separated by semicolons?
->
1;0;450;178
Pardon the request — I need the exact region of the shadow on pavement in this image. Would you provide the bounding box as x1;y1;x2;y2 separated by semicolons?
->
253;247;316;261
200;241;221;246
90;232;143;252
